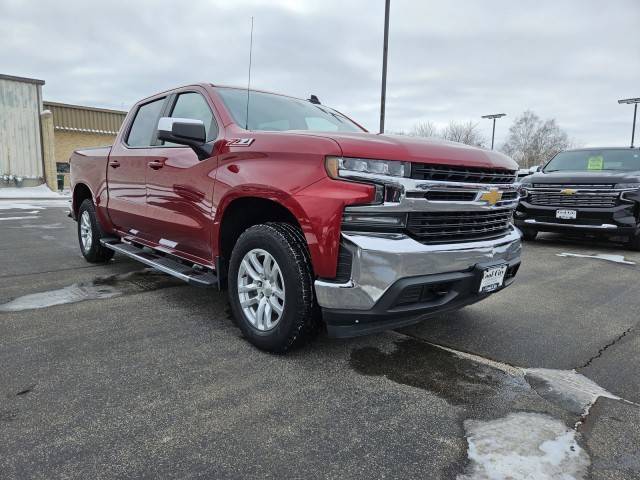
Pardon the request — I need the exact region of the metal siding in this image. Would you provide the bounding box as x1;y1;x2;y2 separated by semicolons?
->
44;102;126;135
0;78;43;178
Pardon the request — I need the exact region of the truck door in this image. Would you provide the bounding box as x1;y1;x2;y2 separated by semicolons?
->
144;90;219;264
107;96;167;239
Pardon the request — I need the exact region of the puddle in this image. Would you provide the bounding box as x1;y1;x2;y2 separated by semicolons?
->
0;284;120;312
458;412;589;480
556;252;636;265
525;368;620;416
0;269;183;313
350;339;526;405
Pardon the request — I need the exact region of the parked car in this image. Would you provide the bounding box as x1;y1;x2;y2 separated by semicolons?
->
516;147;640;249
70;83;522;352
517;165;541;181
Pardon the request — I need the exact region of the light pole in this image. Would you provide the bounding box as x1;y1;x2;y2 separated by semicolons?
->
618;97;640;148
379;0;390;134
481;113;506;150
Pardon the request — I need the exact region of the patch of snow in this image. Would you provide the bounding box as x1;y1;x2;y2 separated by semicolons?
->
7;223;64;229
0;216;39;221
0;203;44;210
556;252;635;265
0;200;69;209
0;284;120;312
458;412;589;480
525;368;620;417
0;184;69;199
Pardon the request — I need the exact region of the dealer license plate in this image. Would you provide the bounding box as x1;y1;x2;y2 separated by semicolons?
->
556;209;577;220
479;265;508;293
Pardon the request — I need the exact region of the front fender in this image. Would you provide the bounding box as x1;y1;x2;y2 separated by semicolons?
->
213;179;373;279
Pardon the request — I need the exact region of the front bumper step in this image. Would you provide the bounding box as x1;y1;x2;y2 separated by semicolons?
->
100;239;218;288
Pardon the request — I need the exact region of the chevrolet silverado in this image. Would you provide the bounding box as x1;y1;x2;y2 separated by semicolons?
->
517;147;640;249
70;83;522;352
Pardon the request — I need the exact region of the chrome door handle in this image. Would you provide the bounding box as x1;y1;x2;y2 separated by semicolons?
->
109;160;120;168
148;161;164;170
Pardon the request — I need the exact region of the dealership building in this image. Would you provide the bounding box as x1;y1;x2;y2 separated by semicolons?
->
0;73;126;191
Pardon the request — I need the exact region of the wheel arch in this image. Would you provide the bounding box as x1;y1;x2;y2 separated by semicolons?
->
72;182;94;218
216;194;321;279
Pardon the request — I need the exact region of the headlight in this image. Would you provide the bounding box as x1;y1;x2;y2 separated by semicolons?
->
616;183;640;202
518;182;532;198
326;156;410;179
615;183;640;190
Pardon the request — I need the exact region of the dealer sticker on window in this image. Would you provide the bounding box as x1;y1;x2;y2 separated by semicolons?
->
587;155;604;170
479;265;508;293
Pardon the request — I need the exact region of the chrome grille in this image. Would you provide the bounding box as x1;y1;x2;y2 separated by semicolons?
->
532;183;615;189
528;185;620;208
411;164;516;184
529;192;618;207
406;209;513;243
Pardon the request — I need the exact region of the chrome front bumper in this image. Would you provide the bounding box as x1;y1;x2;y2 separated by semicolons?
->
314;228;522;311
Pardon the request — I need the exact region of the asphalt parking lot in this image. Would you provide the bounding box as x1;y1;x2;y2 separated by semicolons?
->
1;200;639;479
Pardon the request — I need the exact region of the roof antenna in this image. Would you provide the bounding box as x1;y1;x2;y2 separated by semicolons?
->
245;16;254;130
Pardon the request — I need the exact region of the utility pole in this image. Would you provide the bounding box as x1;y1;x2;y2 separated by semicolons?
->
481;113;506;150
618;97;640;148
379;0;390;134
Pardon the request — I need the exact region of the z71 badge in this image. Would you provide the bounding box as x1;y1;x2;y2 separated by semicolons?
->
228;138;255;146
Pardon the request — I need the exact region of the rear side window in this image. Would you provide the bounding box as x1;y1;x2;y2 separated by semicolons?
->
170;92;217;141
127;98;165;147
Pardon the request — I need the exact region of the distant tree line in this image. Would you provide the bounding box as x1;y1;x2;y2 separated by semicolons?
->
396;111;573;168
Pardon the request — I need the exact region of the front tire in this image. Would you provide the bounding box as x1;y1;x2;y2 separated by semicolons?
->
628;230;640;251
521;227;538;241
77;199;115;263
228;222;318;353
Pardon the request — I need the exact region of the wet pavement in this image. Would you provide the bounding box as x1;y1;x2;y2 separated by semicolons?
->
1;200;639;479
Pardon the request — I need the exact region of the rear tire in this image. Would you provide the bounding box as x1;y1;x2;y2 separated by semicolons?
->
521;227;538;241
228;222;318;353
77;199;115;263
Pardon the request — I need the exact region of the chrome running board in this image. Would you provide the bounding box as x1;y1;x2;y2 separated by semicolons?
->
100;239;218;288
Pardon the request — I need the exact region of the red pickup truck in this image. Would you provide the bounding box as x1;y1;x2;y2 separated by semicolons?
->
70;83;521;352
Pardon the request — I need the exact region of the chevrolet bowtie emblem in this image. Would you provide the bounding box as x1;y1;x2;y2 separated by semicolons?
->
560;188;577;195
479;189;503;206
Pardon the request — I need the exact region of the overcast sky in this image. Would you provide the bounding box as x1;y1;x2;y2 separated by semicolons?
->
1;0;639;147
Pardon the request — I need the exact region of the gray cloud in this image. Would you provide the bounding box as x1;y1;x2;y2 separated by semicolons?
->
1;0;638;148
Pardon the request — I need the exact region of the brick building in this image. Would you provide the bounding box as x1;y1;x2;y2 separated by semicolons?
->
42;101;126;189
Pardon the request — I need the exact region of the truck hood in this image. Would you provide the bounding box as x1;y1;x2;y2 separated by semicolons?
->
523;170;640;185
289;131;517;170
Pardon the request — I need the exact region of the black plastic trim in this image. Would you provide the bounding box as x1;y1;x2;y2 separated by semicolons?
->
322;260;520;338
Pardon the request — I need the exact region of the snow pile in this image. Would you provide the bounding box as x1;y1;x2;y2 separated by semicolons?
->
459;412;589;480
0;184;69;199
556;252;635;265
525;368;620;416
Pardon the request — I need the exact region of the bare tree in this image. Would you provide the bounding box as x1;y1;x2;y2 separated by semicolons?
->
410;121;439;138
502;111;570;168
441;121;486;147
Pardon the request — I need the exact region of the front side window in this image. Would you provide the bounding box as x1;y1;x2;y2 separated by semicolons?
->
545;149;640;172
127;98;165;147
216;87;363;133
170;92;217;141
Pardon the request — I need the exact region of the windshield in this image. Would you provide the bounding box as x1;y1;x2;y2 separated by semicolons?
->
544;149;640;172
216;87;364;133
